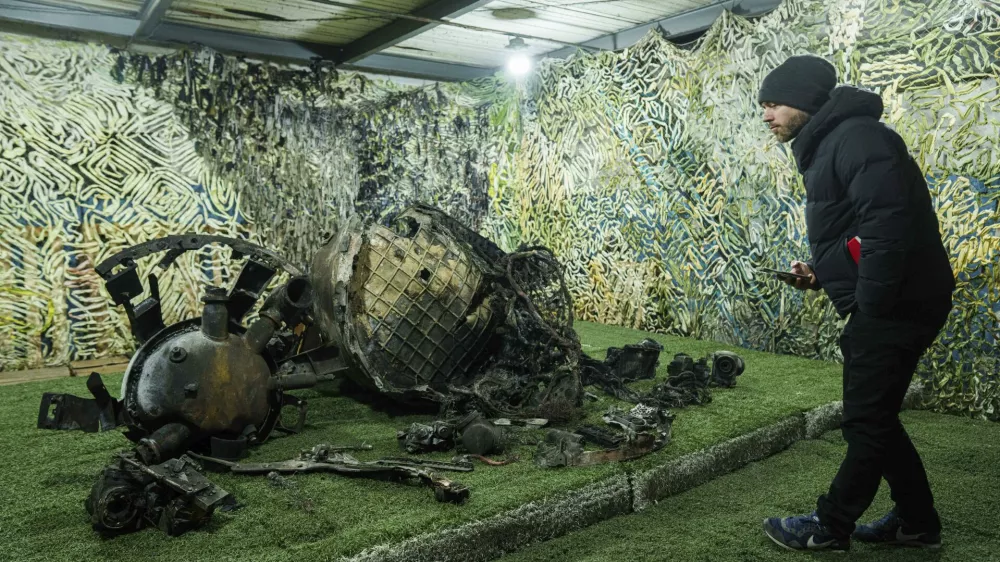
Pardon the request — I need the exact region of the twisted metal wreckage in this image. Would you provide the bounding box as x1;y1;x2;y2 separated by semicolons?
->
37;204;745;537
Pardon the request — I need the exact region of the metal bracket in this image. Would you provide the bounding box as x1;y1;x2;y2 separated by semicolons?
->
96;234;304;343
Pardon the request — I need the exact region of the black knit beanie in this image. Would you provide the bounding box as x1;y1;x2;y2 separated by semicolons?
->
758;55;838;115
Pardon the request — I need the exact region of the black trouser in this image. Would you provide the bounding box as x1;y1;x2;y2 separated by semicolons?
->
816;298;951;538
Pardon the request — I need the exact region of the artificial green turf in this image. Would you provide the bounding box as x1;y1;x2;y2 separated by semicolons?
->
0;321;842;561
500;410;1000;562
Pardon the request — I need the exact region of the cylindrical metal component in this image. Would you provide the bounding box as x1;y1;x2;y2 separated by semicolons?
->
243;312;279;355
261;276;314;325
457;413;505;456
200;287;230;341
269;372;318;390
136;423;192;465
282;276;313;313
85;468;143;534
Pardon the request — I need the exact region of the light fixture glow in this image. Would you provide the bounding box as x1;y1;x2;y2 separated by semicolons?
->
506;53;532;76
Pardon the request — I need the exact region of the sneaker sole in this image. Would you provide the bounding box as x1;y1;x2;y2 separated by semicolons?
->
763;520;849;553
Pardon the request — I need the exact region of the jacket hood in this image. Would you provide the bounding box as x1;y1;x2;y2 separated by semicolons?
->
791;86;884;171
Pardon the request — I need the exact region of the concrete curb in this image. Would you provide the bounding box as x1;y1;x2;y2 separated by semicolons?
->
631;415;807;512
345;473;632;562
342;384;925;562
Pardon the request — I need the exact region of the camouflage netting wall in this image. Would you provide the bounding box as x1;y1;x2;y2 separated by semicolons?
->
479;0;999;419
0;33;252;370
0;33;491;370
1;0;997;420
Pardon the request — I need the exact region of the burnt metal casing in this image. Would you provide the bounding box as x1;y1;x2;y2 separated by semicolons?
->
119;275;316;463
121;288;277;462
310;206;499;404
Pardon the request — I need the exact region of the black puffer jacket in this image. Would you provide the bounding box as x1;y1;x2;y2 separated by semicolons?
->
791;86;955;319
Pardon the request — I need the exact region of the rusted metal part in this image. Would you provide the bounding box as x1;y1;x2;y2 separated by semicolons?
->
534;423;668;468
119;278;334;462
89;232;351;464
571;432;663;466
455;411;506;455
96;235;304;343
395;411;507;455
190;448;472;504
602;404;674;441
301;443;375;457
492;417;549;429
581;347;720;410
37;372;122;432
84;204;586;469
504;248;579;354
397;420;457;453
574;425;625;448
372;457;474;473
709;351;745;387
602;339;664;382
121;312;273;461
534;429;585;468
95;235;302;279
85;451;233;537
453;454;520;466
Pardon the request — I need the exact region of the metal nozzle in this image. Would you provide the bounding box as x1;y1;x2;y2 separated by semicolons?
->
200;287;230;341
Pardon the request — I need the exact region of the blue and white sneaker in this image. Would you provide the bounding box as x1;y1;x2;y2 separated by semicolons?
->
853;508;942;548
763;511;850;552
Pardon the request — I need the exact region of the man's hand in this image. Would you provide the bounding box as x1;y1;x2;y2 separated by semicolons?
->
788;261;818;290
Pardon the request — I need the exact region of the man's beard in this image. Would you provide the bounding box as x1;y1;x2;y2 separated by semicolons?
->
775;112;811;142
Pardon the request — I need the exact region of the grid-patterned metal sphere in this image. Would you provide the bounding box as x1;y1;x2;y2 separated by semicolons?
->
310;205;498;403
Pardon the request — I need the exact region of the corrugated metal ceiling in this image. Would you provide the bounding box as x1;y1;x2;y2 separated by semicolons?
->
22;0;142;15
385;0;722;67
384;0;717;67
165;0;428;44
157;0;725;67
0;0;772;81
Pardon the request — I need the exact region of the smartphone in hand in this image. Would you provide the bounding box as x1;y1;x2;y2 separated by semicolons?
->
758;267;811;283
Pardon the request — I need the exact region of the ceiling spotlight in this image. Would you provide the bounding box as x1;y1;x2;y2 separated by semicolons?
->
505;36;531;77
506;53;532;76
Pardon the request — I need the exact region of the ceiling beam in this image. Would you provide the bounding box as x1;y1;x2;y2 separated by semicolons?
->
543;0;782;59
344;52;494;81
134;0;174;39
333;0;494;64
0;0;495;81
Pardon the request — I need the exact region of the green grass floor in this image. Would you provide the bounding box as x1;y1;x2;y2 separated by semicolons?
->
0;321;842;561
500;410;1000;562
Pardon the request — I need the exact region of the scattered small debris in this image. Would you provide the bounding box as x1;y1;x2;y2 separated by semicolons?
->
267;471;295;489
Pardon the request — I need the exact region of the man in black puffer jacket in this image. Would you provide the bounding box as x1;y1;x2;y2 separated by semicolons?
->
756;55;955;552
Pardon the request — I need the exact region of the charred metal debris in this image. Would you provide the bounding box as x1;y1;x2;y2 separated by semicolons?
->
36;204;745;537
187;445;473;505
86;452;236;537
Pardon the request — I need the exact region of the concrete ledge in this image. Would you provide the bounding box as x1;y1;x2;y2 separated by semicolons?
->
631;415;806;511
345;473;633;562
804;400;843;439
